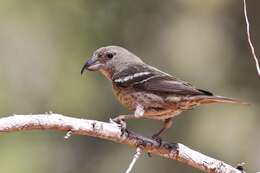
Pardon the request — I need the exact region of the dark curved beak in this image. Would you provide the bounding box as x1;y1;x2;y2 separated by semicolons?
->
81;55;103;75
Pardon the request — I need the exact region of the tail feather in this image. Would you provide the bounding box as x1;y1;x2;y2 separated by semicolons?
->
192;95;249;105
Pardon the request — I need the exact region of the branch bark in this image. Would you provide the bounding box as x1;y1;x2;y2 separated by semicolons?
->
0;114;242;173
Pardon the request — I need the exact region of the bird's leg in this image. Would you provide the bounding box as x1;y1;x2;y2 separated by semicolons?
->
152;118;173;144
110;104;144;129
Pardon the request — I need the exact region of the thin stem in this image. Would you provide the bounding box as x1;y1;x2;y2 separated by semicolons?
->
243;0;260;76
125;147;142;173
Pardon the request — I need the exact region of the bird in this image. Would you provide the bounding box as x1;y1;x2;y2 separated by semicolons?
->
81;45;246;141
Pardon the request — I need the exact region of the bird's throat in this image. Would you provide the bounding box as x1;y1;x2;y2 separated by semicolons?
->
100;69;112;80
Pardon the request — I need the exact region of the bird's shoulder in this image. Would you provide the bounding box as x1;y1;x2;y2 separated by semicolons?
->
112;64;156;86
112;64;213;96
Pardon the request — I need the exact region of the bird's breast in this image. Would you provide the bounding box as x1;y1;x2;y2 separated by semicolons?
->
112;84;179;119
112;84;139;111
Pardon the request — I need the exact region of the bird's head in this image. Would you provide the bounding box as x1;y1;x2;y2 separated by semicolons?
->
81;46;144;80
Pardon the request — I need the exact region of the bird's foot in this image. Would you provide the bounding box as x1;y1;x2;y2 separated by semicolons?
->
109;117;126;129
151;134;162;146
147;134;162;157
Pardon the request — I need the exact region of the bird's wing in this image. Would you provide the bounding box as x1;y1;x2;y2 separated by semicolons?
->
112;64;213;96
133;75;213;96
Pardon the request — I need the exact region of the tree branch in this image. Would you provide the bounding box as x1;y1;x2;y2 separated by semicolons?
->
243;0;260;76
0;114;243;173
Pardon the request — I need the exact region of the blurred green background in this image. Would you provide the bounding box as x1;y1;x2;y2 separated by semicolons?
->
0;0;259;172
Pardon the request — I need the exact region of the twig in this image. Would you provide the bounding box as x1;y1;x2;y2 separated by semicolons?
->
0;114;244;173
64;130;73;139
125;147;142;173
236;162;246;173
243;0;260;76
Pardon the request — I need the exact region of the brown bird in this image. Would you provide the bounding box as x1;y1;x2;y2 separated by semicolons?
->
81;46;246;140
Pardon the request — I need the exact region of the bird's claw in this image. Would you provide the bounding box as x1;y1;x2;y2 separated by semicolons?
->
147;134;162;157
110;118;127;137
109;118;127;129
152;134;162;146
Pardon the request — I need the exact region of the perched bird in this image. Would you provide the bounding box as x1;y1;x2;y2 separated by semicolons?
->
81;46;246;140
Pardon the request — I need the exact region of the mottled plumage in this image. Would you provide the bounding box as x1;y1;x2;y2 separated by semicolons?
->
81;46;246;139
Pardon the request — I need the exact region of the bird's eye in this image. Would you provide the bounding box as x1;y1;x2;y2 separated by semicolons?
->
107;53;114;59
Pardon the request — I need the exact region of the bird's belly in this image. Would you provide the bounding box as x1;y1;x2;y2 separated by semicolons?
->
112;86;182;119
113;86;164;111
145;109;182;120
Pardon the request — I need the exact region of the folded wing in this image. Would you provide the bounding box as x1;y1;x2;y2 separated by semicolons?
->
112;64;213;96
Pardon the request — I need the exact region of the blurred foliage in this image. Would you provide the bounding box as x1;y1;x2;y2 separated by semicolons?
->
0;0;259;173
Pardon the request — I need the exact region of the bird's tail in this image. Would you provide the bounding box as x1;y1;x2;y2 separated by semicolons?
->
190;95;249;105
